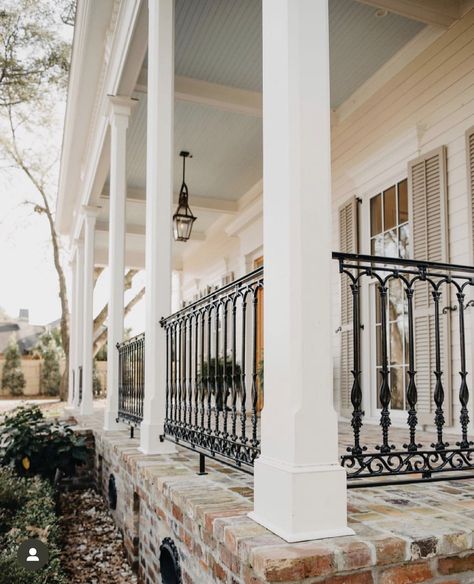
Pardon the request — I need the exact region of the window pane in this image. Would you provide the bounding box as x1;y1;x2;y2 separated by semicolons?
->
376;325;382;365
371;234;384;256
398;179;408;223
390;321;404;366
388;279;404;321
384;186;397;230
399;224;410;259
384;229;398;258
370;194;382;236
390;368;405;410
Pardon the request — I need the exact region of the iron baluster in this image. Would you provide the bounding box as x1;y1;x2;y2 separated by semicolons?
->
456;291;472;448
432;289;448;451
404;286;419;452
349;281;364;456
377;283;393;454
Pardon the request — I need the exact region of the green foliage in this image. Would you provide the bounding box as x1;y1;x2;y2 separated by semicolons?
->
93;360;102;397
0;467;66;584
200;356;242;410
0;0;70;108
35;331;62;396
0;405;89;480
1;337;25;396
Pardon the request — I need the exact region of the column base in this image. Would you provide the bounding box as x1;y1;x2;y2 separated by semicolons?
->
63;406;78;417
139;422;177;455
103;410;127;432
249;455;354;543
79;402;94;417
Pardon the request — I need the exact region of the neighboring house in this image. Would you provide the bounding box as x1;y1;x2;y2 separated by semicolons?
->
0;310;45;355
57;1;474;583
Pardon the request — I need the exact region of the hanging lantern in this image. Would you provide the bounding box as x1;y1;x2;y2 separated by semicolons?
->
173;151;197;242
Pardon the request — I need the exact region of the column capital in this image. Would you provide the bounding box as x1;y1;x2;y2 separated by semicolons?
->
82;205;101;220
107;95;137;126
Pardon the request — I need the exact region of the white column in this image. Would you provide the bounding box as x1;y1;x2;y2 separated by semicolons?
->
81;206;99;416
249;0;352;542
74;240;85;410
104;96;135;431
67;252;77;407
140;0;176;454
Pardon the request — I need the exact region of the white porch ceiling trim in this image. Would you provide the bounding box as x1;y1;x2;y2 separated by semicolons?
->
354;0;462;28
95;220;207;242
68;0;147;241
136;74;263;117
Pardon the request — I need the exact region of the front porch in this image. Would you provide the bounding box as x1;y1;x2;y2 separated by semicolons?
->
76;404;474;583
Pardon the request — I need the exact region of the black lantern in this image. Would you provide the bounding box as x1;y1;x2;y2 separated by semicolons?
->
173;151;196;242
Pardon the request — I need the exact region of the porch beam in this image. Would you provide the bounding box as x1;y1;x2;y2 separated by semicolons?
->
136;74;263;117
139;0;176;455
250;0;352;543
95;220;207;241
100;190;238;215
354;0;461;28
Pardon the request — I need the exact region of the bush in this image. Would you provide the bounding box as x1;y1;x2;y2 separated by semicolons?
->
0;405;89;480
1;337;25;396
0;467;66;584
35;331;62;396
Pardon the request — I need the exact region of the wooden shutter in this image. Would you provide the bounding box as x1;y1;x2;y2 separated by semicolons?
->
408;146;451;426
338;196;359;416
467;127;474;264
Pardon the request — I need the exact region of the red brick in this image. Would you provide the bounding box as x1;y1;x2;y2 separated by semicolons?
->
379;563;433;584
337;541;373;570
323;572;374;584
172;503;183;522
251;544;335;582
375;537;407;566
438;553;474;575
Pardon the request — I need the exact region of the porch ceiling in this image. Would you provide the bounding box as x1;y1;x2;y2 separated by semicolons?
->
99;0;426;266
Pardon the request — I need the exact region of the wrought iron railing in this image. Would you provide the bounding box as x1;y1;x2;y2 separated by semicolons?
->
117;334;145;435
78;365;83;406
160;267;264;471
334;252;474;485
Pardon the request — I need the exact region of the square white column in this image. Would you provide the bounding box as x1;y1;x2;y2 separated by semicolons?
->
73;239;84;410
80;206;99;416
249;0;352;542
104;96;136;431
139;0;176;455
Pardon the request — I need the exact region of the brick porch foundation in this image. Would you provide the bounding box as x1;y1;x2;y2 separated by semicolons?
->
75;409;474;584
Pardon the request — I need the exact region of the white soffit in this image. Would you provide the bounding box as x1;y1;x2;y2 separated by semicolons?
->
172;0;425;108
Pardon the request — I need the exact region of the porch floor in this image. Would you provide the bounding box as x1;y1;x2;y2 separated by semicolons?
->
71;406;474;583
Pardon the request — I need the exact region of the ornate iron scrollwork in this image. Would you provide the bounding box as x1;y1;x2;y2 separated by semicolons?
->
159;538;182;584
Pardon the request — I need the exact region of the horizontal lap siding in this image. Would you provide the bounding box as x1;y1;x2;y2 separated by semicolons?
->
331;8;474;427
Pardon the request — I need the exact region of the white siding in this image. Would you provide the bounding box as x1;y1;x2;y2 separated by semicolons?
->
331;9;474;429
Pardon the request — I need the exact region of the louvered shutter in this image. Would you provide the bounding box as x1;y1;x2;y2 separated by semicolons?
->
408;146;451;426
339;196;359;417
467;128;474;263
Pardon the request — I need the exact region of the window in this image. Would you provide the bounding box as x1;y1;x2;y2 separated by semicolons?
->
370;179;409;411
370;179;409;259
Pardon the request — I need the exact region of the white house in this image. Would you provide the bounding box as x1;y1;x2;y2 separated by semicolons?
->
57;1;474;582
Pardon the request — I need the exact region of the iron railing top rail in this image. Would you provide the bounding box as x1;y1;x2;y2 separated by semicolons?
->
117;332;145;350
160;265;264;327
333;251;474;277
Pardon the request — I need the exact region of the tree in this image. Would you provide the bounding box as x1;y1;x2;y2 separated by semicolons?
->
0;0;71;400
34;331;62;396
1;337;25;396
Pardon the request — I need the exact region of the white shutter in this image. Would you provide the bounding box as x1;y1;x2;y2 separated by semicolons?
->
467;127;474;264
408;146;451;426
339;196;359;416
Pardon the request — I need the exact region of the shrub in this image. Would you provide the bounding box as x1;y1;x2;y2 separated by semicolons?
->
1;337;25;396
0;468;66;584
0;405;89;480
35;331;62;396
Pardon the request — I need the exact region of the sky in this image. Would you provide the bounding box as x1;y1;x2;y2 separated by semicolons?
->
0;7;145;336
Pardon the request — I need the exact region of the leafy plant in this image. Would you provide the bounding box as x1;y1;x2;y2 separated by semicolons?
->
0;405;88;480
0;468;66;584
1;337;25;396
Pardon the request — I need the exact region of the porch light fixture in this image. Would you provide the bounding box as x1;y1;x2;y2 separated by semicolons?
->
173;151;197;242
